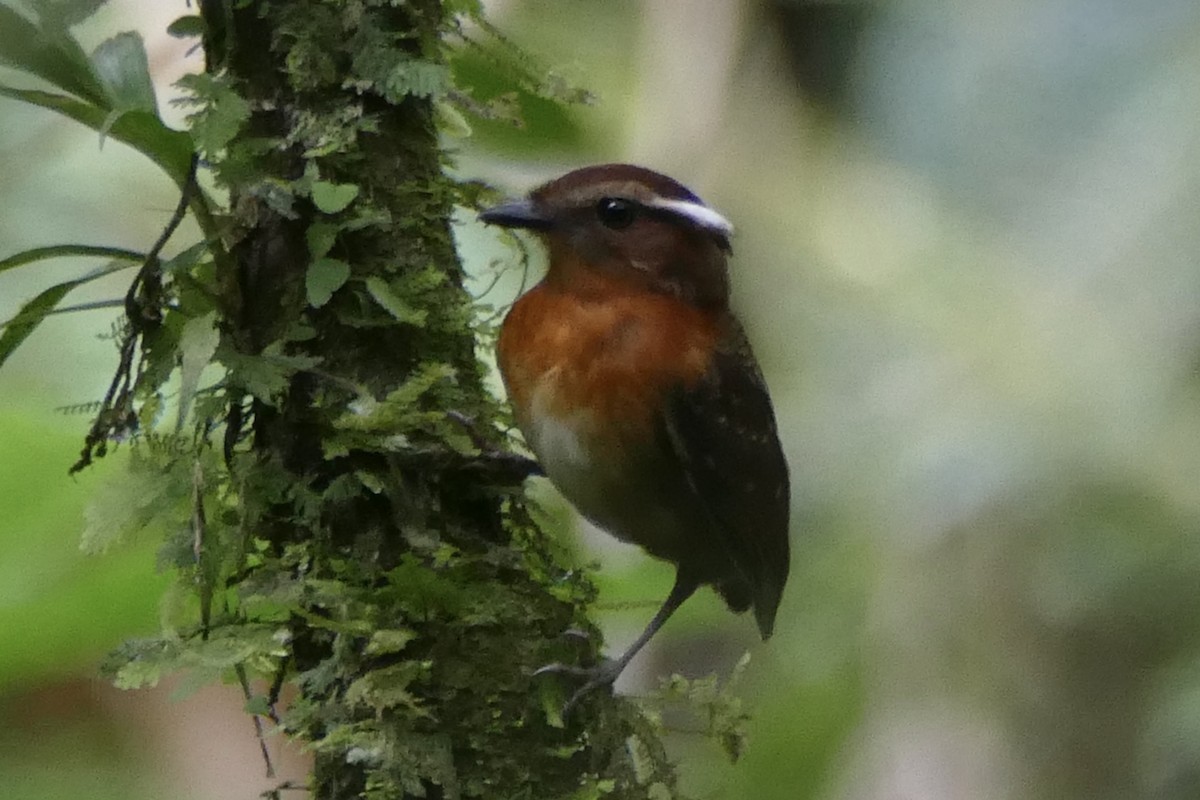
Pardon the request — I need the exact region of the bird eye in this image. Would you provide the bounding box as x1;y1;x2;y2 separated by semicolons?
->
596;198;637;230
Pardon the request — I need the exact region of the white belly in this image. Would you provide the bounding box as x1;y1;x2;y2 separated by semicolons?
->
524;382;603;514
520;379;691;560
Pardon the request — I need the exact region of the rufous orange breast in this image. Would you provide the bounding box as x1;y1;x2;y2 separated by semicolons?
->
499;274;717;517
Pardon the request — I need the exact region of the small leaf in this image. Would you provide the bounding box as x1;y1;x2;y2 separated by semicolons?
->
355;470;384;493
384;60;449;101
337;363;456;436
312;181;360;214
306;221;338;260
365;628;418;656
0;280;82;368
81;451;188;554
443;0;483;15
167;15;205;38
177;311;220;430
344;661;427;713
626;735;656;785
91;32;157;117
0;243;142;274
219;344;322;404
244;695;271;716
434;99;472;138
106;638;180;690
365;276;427;326
306;257;351;307
161;241;210;273
174;72;250;157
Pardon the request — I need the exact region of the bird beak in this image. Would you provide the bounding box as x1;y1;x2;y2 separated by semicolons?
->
479;200;553;231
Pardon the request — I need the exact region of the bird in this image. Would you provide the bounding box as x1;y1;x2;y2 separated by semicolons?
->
480;164;790;710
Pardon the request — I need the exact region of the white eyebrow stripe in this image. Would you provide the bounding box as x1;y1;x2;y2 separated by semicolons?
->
647;197;734;236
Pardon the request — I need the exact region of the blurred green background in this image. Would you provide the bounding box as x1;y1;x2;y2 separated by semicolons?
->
5;1;1200;798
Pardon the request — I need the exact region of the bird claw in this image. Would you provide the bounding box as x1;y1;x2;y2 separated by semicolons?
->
561;627;591;643
532;661;594;679
533;659;624;719
561;668;622;718
446;410;544;477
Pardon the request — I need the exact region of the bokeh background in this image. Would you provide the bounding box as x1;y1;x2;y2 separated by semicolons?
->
5;1;1200;798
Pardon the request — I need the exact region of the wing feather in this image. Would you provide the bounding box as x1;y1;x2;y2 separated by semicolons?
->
663;317;790;637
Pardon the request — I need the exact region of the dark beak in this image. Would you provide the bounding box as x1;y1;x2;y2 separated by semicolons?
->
478;200;553;231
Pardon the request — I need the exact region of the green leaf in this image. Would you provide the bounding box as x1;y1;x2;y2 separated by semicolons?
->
344;661;427;714
173;72;250;157
186;625;289;674
365;628;418;656
443;0;483;15
166;15;205;39
384;60;449;100
244;694;271;716
218;343;322;404
565;778;617;800
365;276;427;326
306;221;338;260
177;311;220;430
91;32;158;118
80;451;188;555
0;255;139;367
0;4;107;105
306;257;351;307
0;280;83;369
0;243;142;275
0;85;194;187
312;180;360;214
335;362;456;437
30;0;111;28
106;638;181;690
161;240;210;273
434;99;472;139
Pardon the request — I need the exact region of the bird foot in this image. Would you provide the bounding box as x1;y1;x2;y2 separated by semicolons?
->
533;659;625;719
478;449;544;478
445;410;543;478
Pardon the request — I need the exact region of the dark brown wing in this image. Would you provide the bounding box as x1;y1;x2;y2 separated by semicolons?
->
663;316;791;638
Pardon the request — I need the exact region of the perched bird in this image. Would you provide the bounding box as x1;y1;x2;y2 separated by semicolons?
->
481;164;790;707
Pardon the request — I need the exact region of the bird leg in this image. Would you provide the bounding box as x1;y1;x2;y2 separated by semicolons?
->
537;572;698;717
445;410;544;479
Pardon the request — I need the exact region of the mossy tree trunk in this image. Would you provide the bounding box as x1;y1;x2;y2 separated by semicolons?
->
188;1;676;798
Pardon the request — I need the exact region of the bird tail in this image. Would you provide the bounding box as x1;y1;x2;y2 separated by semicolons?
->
752;590;779;639
717;574;783;640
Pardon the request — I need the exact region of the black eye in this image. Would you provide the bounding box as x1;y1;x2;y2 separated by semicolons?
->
596;198;637;230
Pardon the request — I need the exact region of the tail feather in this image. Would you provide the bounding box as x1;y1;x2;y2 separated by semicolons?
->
715;575;783;640
715;577;752;614
752;589;779;639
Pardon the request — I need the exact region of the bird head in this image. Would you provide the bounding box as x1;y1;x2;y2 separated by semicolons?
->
480;164;733;309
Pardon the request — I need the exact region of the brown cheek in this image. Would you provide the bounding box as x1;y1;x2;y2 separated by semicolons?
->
624;227;726;306
613;222;679;278
672;235;728;307
640;222;682;264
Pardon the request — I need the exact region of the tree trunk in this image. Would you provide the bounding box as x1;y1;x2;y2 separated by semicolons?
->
196;1;677;798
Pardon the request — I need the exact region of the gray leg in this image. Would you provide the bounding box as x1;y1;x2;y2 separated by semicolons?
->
537;571;699;717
